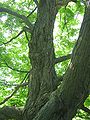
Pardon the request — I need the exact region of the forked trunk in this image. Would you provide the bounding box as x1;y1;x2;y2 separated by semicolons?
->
23;1;90;120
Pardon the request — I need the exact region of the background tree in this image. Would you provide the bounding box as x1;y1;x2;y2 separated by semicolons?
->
0;0;90;120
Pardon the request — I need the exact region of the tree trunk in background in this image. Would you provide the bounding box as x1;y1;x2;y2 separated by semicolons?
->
23;1;90;120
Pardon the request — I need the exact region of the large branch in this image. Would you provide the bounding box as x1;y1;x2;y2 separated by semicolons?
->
0;7;33;31
81;105;90;114
0;106;22;120
54;54;71;64
56;0;77;8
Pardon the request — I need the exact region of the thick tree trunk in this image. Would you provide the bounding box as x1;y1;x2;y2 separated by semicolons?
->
23;1;90;120
23;0;58;120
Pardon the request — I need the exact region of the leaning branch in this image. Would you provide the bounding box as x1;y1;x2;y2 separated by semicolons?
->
0;30;24;46
0;71;30;105
0;106;22;120
54;54;72;64
0;82;28;105
2;81;28;87
27;6;37;18
0;7;33;30
81;105;90;114
4;61;29;73
0;26;31;46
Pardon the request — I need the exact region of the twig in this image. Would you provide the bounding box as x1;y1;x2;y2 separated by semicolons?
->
81;105;90;114
0;70;31;105
0;25;32;46
54;54;72;64
27;6;37;18
0;7;33;29
0;7;35;46
0;30;24;46
25;31;29;41
0;85;23;105
4;61;29;73
1;81;28;87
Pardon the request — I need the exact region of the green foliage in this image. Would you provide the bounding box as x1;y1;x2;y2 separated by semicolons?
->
54;1;84;75
0;0;34;107
84;95;90;107
73;109;90;120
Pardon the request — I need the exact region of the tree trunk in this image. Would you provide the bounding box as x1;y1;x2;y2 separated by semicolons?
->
23;0;58;120
23;1;90;120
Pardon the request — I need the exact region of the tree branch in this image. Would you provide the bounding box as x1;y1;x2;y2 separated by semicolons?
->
0;30;24;46
2;81;28;87
0;7;33;30
23;26;32;33
81;105;90;114
56;0;77;8
4;61;29;73
0;106;22;120
27;6;37;18
0;82;28;105
0;26;31;46
54;54;72;64
25;31;29;41
0;71;30;105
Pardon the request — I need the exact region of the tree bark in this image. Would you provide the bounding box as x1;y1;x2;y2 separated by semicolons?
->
23;0;58;120
23;1;90;120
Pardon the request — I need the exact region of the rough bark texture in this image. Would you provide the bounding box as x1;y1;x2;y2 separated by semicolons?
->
23;1;58;120
23;2;90;120
0;106;22;120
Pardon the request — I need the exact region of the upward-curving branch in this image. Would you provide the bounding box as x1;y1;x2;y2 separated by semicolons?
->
54;54;72;64
0;7;33;31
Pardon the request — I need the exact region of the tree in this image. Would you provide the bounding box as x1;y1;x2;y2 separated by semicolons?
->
0;0;90;120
